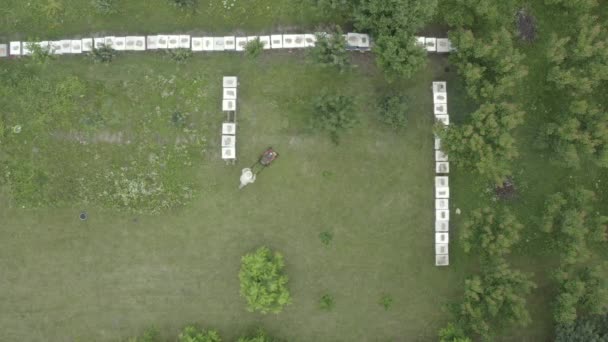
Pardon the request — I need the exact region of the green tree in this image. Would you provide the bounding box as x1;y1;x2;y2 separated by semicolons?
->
541;188;607;265
546;15;608;96
373;33;427;81
555;313;608;342
309;29;350;72
312;91;357;144
178;325;221;342
449;28;528;101
436;102;524;184
377;95;408;128
459;260;536;339
439;322;472;342
318;231;333;246
353;0;437;36
545;0;598;13
460;207;523;260
239;247;291;314
552;263;608;324
440;0;516;29
245;38;265;59
541;100;608;168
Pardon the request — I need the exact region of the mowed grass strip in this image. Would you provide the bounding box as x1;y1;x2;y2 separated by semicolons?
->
0;53;464;341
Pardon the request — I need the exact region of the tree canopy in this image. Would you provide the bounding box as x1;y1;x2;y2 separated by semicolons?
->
541;188;607;265
372;33;427;81
239;247;291;314
436;102;524;184
449;28;528;101
312;91;358;144
460;207;523;260
459;260;536;339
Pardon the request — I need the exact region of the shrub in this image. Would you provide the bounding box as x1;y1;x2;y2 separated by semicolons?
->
90;43;115;63
309;29;350;72
91;0;117;14
439;323;472;342
237;330;275;342
239;247;291;314
169;0;198;9
319;294;335;311
178;325;222;342
379;294;394;310
166;48;193;63
319;231;333;246
377;95;408;128
312;91;357;144
245;38;265;59
27;42;54;65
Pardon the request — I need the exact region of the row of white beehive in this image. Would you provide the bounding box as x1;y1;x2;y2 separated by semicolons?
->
433;81;450;267
221;77;238;161
0;34;454;57
0;32;373;57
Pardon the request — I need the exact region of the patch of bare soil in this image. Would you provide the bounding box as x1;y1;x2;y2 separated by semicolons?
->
495;178;517;200
517;9;537;42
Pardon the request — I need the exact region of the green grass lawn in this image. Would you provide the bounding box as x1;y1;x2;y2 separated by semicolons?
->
0;52;467;341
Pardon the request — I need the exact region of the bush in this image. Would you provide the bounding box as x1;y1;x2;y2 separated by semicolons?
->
91;0;117;14
319;231;333;246
379;294;394;310
245;38;265;59
312;91;357;144
439;323;472;342
27;42;54;65
319;294;335;311
377;95;408;128
237;330;276;342
166;48;193;63
127;327;161;342
239;247;291;314
169;0;198;9
90;43;115;63
178;325;222;342
309;29;350;72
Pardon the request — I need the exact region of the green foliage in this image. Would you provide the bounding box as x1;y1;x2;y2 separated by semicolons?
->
27;42;54;65
354;0;437;36
237;330;275;342
541;188;607;265
440;0;516;29
552;263;608;324
178;325;222;342
239;247;291;314
319;294;335;311
439;323;472;342
312;90;357;144
461;207;523;260
0;70;205;213
541;15;608;168
377;95;408;128
309;30;350;72
449;28;528;101
436;102;525;184
91;43;115;63
318;231;333;246
245;38;265;59
169;0;198;9
555;313;608;342
379;294;394;310
545;0;597;12
373;33;427;81
459;260;536;339
126;328;161;342
166;48;193;63
91;0;117;15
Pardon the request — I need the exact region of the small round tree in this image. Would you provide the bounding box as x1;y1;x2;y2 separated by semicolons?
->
239;246;291;314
